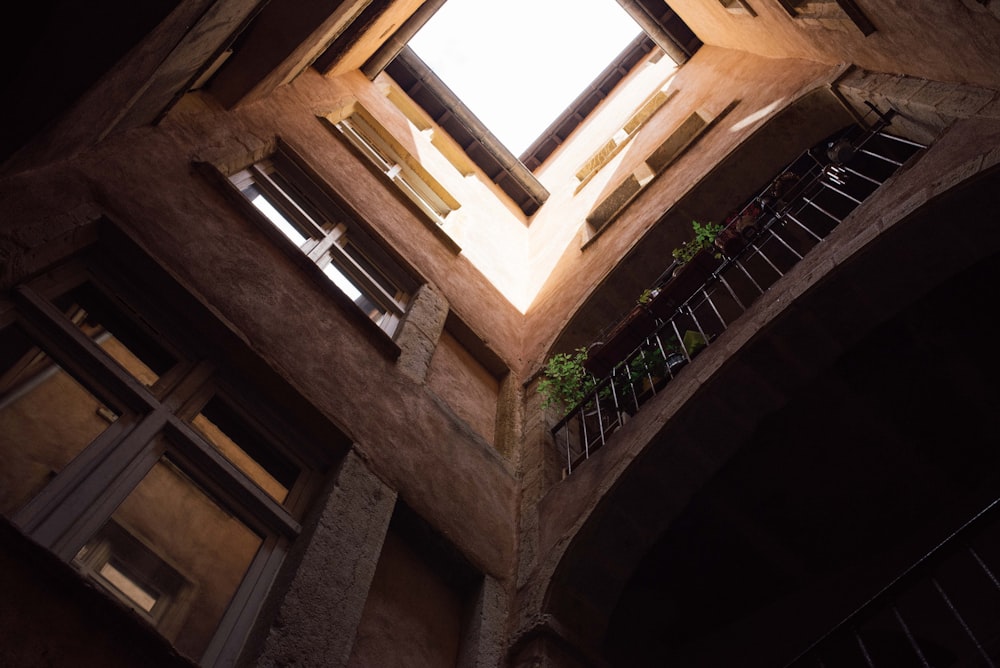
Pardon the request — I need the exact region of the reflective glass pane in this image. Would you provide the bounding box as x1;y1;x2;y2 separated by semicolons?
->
191;397;297;504
0;324;119;515
322;263;389;325
75;456;263;660
249;192;310;246
57;283;176;387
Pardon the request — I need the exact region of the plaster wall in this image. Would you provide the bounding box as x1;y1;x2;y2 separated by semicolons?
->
347;529;466;668
668;0;1000;90
522;44;844;373
0;64;518;581
512;111;1000;658
426;330;501;446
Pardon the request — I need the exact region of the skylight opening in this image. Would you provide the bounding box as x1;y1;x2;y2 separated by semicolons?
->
408;0;643;157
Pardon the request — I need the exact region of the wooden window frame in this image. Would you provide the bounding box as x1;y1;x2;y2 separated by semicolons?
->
2;260;327;667
331;107;461;225
575;89;678;192
225;144;420;338
776;0;875;35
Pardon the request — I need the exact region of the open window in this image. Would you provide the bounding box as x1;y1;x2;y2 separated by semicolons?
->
776;0;875;35
230;148;418;337
330;106;460;225
718;0;758;16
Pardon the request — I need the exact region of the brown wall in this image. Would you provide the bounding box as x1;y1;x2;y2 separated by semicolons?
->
426;330;500;446
347;530;467;668
668;0;1000;89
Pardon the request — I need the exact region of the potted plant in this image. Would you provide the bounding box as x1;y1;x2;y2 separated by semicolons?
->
537;347;596;413
647;221;724;319
637;287;660;306
672;220;724;265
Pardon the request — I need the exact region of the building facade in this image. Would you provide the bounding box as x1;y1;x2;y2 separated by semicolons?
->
2;1;1000;666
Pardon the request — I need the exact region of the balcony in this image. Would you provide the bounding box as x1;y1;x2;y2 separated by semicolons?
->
784;494;1000;666
551;107;927;474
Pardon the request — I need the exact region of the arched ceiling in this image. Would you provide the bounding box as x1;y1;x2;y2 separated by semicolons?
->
542;162;1000;664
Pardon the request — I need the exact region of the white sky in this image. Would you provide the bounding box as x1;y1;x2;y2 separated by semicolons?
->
408;0;643;157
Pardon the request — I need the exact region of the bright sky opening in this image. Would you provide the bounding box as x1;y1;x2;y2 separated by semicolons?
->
409;0;643;157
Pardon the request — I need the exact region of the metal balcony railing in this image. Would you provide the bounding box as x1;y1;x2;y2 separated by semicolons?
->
783;495;1000;667
552;106;927;475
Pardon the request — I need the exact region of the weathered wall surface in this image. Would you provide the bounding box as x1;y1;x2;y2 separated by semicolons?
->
427;330;501;446
521;45;844;373
668;0;1000;91
511;109;1000;662
347;530;466;668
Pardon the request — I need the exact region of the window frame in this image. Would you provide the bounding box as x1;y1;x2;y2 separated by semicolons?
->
329;106;461;226
225;144;420;338
1;260;328;667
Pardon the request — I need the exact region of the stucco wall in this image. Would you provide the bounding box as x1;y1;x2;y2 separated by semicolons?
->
668;0;1000;90
0;62;518;583
426;330;500;446
347;530;466;668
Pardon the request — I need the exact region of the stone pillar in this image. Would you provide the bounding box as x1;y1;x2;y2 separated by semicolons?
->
493;372;523;462
394;282;449;383
507;616;603;668
457;575;508;668
252;449;396;668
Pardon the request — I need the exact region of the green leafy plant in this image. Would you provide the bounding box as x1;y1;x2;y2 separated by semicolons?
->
637;287;659;305
672;220;725;264
537;347;596;411
626;336;681;384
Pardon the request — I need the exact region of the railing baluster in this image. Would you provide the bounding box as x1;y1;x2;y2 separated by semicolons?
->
860;146;904;166
821;179;864;205
733;258;765;295
843;165;883;186
593;390;607;451
892;605;931;668
564;424;572;475
671;319;690;363
877;131;927;149
749;238;785;277
717;272;746;311
786;211;825;243
685;305;711;354
932;577;996;667
966;543;1000;591
802;195;843;224
854;629;876;668
766;223;806;260
703;286;728;328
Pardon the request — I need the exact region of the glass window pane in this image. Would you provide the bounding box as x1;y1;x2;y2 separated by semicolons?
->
56;283;176;387
249;192;310;247
342;241;403;303
322;262;390;324
191;397;297;504
75;456;264;660
0;324;120;516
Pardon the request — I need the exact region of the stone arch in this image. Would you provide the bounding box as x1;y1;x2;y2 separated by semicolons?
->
521;128;1000;666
